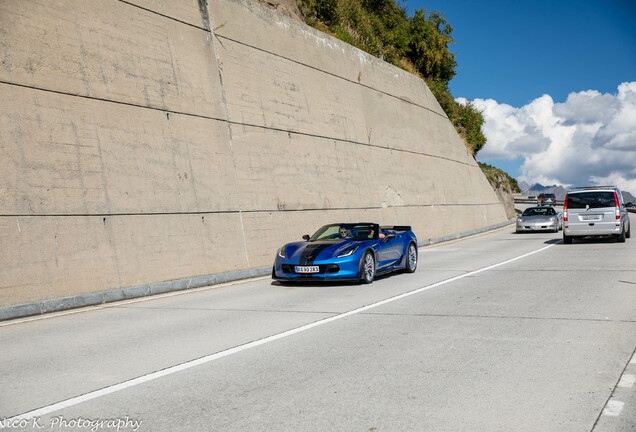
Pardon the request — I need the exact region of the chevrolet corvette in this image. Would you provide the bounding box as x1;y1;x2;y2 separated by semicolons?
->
272;223;418;284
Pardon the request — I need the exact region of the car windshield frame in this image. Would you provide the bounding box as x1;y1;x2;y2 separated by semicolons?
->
309;223;379;242
522;207;557;216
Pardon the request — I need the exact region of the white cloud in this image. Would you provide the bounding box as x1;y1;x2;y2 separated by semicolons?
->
469;82;636;194
589;172;636;198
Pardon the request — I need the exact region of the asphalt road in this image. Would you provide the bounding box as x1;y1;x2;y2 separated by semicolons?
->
2;226;635;432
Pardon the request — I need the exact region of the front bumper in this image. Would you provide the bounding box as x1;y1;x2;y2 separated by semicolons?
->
516;221;559;232
273;258;362;282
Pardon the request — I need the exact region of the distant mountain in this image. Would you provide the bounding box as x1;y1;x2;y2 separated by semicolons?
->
519;182;636;203
520;183;568;200
517;181;530;192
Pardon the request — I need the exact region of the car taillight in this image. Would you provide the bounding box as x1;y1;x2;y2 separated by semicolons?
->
614;192;621;219
563;194;568;221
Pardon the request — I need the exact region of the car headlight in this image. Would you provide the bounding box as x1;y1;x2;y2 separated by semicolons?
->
337;245;359;257
278;246;287;258
550;217;556;222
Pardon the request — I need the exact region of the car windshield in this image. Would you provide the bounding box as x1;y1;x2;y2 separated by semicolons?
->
567;192;615;209
309;224;377;241
523;208;556;216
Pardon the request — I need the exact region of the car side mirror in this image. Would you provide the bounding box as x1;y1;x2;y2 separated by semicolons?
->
383;232;397;242
302;235;310;241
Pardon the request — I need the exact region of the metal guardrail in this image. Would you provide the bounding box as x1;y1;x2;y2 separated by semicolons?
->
513;198;564;205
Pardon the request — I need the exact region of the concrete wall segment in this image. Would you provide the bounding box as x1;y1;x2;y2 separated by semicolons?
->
0;84;236;215
210;0;363;83
1;213;249;306
0;0;224;118
217;38;369;142
229;125;498;211
124;0;208;29
209;0;436;113
216;34;470;164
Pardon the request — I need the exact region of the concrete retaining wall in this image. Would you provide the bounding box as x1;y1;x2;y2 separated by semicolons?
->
0;0;508;312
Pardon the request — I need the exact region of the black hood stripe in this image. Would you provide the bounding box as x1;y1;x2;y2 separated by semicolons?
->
300;243;332;265
299;243;332;279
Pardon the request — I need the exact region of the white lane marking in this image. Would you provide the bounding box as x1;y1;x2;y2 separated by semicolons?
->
7;243;555;422
602;400;625;417
0;277;271;327
617;374;635;388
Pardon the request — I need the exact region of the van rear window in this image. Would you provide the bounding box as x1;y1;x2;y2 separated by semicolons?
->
566;192;615;209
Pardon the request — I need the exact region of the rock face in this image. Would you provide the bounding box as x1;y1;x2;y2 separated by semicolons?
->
487;175;516;220
0;0;507;309
254;0;304;21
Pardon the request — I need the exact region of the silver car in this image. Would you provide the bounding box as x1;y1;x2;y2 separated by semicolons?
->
516;206;562;233
563;186;631;243
540;193;557;206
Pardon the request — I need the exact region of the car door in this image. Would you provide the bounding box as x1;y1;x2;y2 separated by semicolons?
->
375;233;402;269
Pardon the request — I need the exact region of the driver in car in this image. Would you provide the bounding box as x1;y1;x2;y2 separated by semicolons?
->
339;227;349;238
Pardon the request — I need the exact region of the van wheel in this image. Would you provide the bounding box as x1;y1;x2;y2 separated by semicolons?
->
563;234;572;244
616;227;626;243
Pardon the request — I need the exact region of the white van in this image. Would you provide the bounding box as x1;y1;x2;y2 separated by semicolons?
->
563;186;631;243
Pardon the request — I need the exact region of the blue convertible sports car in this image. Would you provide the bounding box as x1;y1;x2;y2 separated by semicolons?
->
272;223;418;284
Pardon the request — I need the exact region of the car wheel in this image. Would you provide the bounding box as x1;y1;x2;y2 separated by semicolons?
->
563;233;572;244
405;243;417;273
271;267;276;279
361;251;375;284
627;222;631;239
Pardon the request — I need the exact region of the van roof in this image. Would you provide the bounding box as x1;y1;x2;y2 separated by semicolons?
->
568;186;619;192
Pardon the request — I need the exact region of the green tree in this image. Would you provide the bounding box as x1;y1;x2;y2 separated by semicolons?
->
316;0;339;25
407;10;456;82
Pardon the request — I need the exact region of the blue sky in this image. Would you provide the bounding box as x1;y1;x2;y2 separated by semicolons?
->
405;0;636;192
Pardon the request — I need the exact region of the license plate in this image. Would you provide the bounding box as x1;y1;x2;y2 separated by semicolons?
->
581;215;601;221
295;266;319;274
